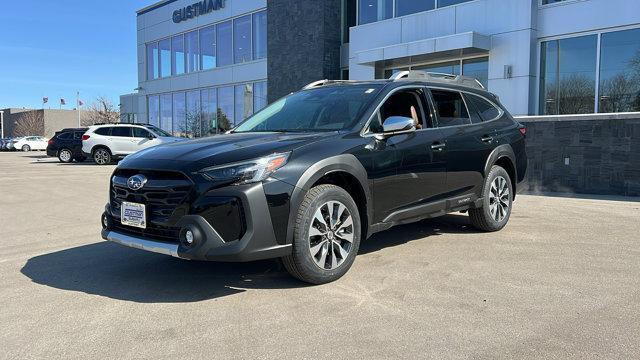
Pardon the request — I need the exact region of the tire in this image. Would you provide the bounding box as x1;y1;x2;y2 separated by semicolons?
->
469;165;513;232
93;148;112;165
58;148;73;163
22;145;30;152
282;184;361;284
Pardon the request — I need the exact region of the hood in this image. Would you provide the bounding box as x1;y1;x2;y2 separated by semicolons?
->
120;132;334;169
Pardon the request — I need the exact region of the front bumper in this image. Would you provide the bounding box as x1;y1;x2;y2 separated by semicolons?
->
101;182;292;262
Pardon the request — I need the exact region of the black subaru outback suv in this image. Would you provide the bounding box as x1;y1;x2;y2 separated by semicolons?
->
101;71;527;284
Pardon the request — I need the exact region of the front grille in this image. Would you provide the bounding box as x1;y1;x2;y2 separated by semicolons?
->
110;169;193;227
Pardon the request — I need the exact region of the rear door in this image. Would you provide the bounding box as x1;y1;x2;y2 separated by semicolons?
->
109;127;134;154
429;88;497;200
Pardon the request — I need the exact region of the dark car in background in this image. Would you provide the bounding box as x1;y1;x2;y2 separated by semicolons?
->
47;128;88;163
101;71;527;284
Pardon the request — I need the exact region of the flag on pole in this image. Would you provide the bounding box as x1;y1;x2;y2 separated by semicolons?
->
43;97;48;104
60;98;66;105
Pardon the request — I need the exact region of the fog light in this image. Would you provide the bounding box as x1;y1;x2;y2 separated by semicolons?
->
102;214;109;229
185;230;194;245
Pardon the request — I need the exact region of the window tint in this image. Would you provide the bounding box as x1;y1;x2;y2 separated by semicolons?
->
467;94;500;122
111;127;132;137
94;127;111;136
378;89;428;130
431;90;471;127
73;132;83;140
132;128;151;138
57;132;72;140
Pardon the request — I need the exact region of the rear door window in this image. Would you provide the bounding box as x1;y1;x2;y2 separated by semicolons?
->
466;94;501;122
73;131;84;140
430;90;471;127
57;132;72;140
110;127;132;137
94;127;111;136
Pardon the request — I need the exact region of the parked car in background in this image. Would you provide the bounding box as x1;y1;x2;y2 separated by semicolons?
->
46;128;88;163
13;136;48;151
0;138;10;150
3;137;20;150
82;124;184;165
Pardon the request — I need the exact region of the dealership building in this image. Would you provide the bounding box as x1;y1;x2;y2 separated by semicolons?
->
121;0;640;136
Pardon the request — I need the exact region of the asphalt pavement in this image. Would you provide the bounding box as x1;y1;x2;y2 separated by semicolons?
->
1;152;639;359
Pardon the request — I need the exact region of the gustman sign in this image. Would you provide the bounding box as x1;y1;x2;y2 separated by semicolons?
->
172;0;225;23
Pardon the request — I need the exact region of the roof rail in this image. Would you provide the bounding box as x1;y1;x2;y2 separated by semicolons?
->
302;79;357;90
390;70;485;90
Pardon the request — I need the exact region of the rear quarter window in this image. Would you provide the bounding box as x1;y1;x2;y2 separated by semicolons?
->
467;94;501;122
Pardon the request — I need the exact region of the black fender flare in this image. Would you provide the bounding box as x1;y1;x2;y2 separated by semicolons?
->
484;144;517;192
284;154;372;245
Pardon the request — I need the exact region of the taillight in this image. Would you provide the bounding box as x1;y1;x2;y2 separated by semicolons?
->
518;126;527;136
48;138;54;145
82;135;90;141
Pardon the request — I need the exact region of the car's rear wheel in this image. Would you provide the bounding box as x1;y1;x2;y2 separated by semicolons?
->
469;165;513;232
58;148;73;163
21;145;30;152
282;184;361;284
93;148;111;165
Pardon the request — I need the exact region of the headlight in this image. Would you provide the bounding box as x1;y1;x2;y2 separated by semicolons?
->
199;152;290;185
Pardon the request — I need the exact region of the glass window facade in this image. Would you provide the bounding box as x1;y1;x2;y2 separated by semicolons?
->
540;35;597;115
358;0;473;24
145;10;266;79
235;83;254;124
396;0;435;17
359;0;393;25
185;30;199;73
253;11;267;60
148;95;159;127
171;34;185;75
200;26;216;70
146;81;267;137
234;15;252;64
159;39;171;78
217;20;233;67
462;58;489;89
413;61;461;76
383;57;488;88
598;28;640;113
146;42;158;80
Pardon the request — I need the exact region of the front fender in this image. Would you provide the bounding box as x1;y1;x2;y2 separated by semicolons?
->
282;154;372;245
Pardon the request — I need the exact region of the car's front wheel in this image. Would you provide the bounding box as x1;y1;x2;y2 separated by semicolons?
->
93;148;111;165
469;165;513;232
58;148;73;163
21;145;30;152
282;184;361;284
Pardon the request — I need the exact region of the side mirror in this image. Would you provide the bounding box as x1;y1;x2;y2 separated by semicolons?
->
147;134;156;140
375;116;416;140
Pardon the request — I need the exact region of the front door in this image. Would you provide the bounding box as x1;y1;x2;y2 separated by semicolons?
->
366;87;447;223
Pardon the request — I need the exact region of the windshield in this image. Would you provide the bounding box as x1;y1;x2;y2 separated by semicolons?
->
145;125;173;137
234;85;383;133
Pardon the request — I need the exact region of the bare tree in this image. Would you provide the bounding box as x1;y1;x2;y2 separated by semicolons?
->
599;73;638;113
83;97;119;126
13;110;44;136
557;74;596;114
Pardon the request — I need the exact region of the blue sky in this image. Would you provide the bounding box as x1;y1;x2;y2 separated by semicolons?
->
0;0;154;110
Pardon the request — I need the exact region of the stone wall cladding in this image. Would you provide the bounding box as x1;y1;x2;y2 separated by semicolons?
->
518;116;640;197
267;0;341;102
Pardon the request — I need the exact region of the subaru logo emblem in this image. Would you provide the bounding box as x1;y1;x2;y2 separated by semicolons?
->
127;175;147;191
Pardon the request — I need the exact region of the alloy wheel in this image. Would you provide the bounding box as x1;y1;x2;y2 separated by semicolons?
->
308;200;354;270
59;149;72;162
489;175;510;222
94;150;109;165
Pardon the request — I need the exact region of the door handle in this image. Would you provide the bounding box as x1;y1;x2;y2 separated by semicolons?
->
431;142;446;151
481;135;494;143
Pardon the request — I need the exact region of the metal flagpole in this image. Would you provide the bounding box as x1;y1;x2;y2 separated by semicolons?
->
77;91;80;127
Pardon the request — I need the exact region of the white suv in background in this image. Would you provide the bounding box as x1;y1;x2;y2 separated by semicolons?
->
82;124;184;165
